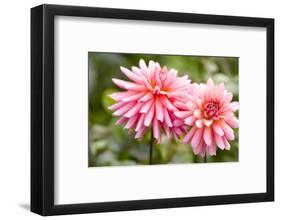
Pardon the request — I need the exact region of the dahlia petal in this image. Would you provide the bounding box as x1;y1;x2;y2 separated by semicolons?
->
176;97;190;105
159;90;170;96
124;102;143;118
174;111;191;119
138;92;153;102
135;114;145;132
173;119;184;127
112;78;131;89
171;68;178;76
168;68;177;77
162;123;170;140
199;144;206;158
155;98;164;122
191;128;203;149
131;66;142;77
193;83;206;98
193;109;202;118
171;82;191;90
186;101;196;110
124;83;146;91
207;78;214;87
159;96;177;111
195;119;203;128
112;78;146;91
203;126;212;146
220;120;234;139
220;113;234;122
135;126;146;139
222;136;231;150
113;102;135;116
196;99;203;108
153;117;161;142
174;127;183;136
183;126;197;143
139;98;153;113
132;66;150;84
226;117;239;128
154;62;161;73
120;66;143;83
108;101;126;111
124;115;139;129
143;78;153;91
139;59;148;76
164;69;177;87
163;108;173;127
170;91;190;97
193;145;200;155
115;117;127;125
181;125;188;132
173;101;189;110
224;92;233;103
109;91;136;101
122;92;147;102
193;140;204;155
218;83;225;94
214;133;225;150
144;104;155;126
148;60;156;77
212;123;224;136
207;144;217;156
225;131;235;141
229;101;239;112
185;116;196;125
148;60;155;68
154;76;162;89
203;119;213;127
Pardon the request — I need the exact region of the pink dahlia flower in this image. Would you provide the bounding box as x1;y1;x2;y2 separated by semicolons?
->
108;59;191;142
175;79;239;157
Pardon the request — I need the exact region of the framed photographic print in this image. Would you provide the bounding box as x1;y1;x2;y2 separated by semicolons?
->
31;4;274;216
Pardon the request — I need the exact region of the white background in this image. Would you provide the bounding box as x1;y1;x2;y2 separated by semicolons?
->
0;0;279;219
55;17;266;204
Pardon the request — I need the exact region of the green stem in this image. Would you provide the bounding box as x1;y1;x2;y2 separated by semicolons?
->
149;127;154;165
204;155;207;163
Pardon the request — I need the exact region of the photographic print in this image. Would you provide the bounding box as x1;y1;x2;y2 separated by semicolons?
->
31;5;274;215
88;52;239;166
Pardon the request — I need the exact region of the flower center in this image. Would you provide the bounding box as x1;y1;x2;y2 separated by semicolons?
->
150;67;170;96
152;85;161;95
204;100;220;119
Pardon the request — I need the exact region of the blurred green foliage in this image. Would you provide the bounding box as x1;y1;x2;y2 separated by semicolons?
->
88;52;239;167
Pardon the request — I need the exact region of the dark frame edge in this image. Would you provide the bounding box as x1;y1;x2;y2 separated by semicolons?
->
266;18;275;202
31;4;56;216
40;4;274;27
47;192;272;216
31;5;44;215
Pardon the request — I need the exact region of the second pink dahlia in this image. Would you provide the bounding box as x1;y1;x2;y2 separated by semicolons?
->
175;79;239;157
109;59;191;142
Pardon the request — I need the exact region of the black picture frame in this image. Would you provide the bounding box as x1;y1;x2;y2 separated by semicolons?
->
31;4;274;216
